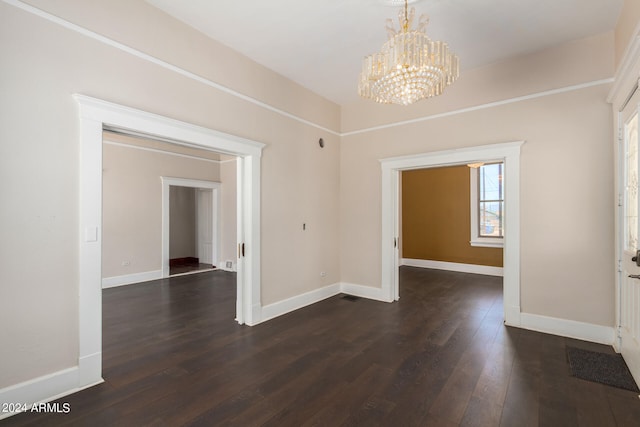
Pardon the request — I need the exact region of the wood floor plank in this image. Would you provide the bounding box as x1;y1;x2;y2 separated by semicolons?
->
3;268;639;427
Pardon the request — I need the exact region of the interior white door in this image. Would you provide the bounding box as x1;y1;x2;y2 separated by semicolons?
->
197;189;214;265
619;87;640;385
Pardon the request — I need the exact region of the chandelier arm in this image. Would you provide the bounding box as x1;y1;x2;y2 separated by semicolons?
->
403;0;409;32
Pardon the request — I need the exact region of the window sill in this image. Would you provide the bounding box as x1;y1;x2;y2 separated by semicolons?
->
470;239;504;248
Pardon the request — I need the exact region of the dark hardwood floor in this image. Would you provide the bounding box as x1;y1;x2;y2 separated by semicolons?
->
3;267;640;426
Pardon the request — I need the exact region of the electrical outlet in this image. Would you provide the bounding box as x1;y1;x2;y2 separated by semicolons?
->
320;271;326;277
121;260;131;267
226;261;233;268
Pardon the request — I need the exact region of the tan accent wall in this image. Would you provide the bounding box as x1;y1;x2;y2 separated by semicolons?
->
402;166;503;267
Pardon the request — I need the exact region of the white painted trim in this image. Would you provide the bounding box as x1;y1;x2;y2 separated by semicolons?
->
0;0;615;139
75;95;264;157
260;281;395;323
239;155;263;325
101;270;163;288
520;313;615;346
381;141;523;326
261;284;341;322
75;95;264;409
344;79;614;137
1;0;340;137
103;140;220;164
401;258;504;277
469;239;503;248
340;282;392;302
161;177;220;278
0;363;103;421
168;268;216;278
608;26;640;106
609;21;640;384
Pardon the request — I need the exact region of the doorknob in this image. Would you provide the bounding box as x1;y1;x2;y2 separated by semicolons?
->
629;275;640;279
633;250;640;266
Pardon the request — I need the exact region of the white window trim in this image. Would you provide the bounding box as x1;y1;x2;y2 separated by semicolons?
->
470;163;504;248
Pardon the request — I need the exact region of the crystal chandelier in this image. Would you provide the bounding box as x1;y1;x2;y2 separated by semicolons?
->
358;0;459;105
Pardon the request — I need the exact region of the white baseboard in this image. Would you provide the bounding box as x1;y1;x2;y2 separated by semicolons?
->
402;258;504;277
260;281;395;324
340;282;391;302
0;358;103;421
101;270;163;288
261;283;341;322
504;304;522;327
519;313;615;345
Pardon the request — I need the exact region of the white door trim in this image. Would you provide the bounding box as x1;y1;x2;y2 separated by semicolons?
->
161;177;220;277
196;188;217;266
609;28;640;388
75;94;264;388
380;141;524;326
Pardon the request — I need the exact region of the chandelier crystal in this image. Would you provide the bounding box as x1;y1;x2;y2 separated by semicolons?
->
358;0;459;105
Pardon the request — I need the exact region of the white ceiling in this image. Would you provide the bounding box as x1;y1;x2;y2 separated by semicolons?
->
146;0;623;106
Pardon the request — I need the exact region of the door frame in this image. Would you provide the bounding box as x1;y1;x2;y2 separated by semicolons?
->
615;90;640;386
380;141;524;326
75;94;264;388
196;187;217;267
608;29;640;379
161;177;220;277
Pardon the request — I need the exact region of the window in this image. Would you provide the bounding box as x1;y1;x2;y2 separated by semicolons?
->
470;162;504;247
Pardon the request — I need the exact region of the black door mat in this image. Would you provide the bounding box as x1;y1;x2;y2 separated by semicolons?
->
566;346;640;392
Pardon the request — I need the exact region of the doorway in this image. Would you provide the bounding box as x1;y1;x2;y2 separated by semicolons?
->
76;94;264;388
400;164;504;275
162;178;221;277
380;141;523;326
616;86;640;384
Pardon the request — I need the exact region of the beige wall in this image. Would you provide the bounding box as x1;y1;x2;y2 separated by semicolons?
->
342;32;614;133
169;186;197;260
340;34;615;328
615;0;640;67
0;0;633;397
0;0;340;388
102;137;219;279
402;166;503;267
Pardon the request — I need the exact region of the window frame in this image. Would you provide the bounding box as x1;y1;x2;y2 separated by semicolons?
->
470;161;504;248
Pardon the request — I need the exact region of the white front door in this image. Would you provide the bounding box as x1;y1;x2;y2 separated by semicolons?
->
618;87;640;385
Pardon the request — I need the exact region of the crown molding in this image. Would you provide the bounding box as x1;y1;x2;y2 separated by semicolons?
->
345;78;614;137
2;0;341;136
608;22;640;107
